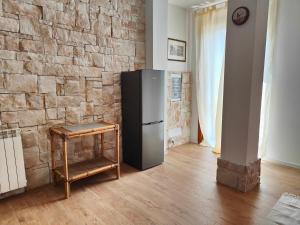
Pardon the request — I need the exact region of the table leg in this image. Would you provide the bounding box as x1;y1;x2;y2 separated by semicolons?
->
115;125;120;179
50;134;57;185
94;134;99;158
100;133;104;157
63;137;70;199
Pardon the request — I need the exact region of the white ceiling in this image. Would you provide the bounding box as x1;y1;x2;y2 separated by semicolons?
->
168;0;219;8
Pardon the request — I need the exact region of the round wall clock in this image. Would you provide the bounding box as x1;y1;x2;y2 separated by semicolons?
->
232;7;250;26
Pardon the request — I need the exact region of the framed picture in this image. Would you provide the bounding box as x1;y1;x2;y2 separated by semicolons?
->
171;73;182;102
168;38;186;62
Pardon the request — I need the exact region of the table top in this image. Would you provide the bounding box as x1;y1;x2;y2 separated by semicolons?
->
50;122;118;138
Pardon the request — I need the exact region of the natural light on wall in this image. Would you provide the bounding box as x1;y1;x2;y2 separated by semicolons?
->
258;0;278;158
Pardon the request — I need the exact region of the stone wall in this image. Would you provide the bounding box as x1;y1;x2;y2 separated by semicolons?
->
0;0;145;188
167;71;191;148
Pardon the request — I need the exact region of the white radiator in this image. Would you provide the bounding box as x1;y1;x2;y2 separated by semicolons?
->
0;128;27;195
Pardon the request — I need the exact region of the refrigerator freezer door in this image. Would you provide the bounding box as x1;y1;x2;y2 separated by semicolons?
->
142;70;164;124
142;122;164;170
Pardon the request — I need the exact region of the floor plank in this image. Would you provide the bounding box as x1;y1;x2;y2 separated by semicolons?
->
0;144;299;225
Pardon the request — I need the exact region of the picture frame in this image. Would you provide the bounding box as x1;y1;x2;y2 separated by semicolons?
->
171;73;182;102
168;38;186;62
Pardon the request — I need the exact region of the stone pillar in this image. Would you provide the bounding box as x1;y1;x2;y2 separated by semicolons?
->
217;0;269;192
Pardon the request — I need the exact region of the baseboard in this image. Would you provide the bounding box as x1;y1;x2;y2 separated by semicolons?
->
262;157;300;169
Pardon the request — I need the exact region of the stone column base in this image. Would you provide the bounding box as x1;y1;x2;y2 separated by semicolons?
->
216;158;261;192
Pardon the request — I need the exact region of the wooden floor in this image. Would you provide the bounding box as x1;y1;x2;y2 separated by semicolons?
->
1;144;300;225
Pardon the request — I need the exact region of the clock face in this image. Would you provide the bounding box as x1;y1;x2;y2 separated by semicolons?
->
232;7;250;25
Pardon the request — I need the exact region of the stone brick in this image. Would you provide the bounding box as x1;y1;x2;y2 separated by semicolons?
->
80;102;94;116
44;40;57;55
129;29;144;42
0;60;23;74
56;11;75;27
103;86;114;105
0;94;26;111
112;17;128;39
6;74;37;93
94;105;103;116
216;158;261;192
76;3;90;29
20;39;44;53
23;146;41;169
69;31;96;45
80;66;103;77
21;129;38;149
57;45;73;57
24;61;44;75
93;14;111;37
66;107;80;124
135;41;145;60
85;45;100;53
26;165;50;189
112;39;135;56
1;111;18;124
26;94;44;109
0;0;146;189
20;16;40;36
54;28;69;42
0;74;5;89
46;55;73;65
57;96;81;107
167;72;191;147
18;110;46;127
57;107;65;119
0;50;16;60
65;80;80;96
3;0;42;19
17;52;44;62
45;93;57;108
90;0;110;7
0;16;19;32
87;88;102;105
74;55;91;66
46;108;57;120
41;24;53;39
90;53;104;67
38;76;56;93
74;46;85;57
0;36;4;49
102;72;113;86
42;3;56;22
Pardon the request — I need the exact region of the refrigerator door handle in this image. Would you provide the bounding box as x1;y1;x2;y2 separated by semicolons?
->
142;120;163;126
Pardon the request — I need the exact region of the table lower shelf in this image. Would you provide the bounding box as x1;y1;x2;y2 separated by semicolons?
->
54;157;118;183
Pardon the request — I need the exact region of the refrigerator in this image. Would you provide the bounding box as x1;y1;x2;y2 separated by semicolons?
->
121;69;164;170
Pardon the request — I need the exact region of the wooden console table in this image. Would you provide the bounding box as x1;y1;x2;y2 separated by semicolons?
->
50;122;120;199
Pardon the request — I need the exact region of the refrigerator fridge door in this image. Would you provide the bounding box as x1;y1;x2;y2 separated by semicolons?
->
142;70;164;124
142;122;164;170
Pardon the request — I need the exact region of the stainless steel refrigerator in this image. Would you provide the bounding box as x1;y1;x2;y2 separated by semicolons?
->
121;69;164;170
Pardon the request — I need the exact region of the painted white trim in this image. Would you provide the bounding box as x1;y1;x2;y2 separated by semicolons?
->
262;157;300;169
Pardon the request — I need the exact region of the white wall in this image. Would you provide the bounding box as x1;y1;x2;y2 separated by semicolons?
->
167;4;199;144
145;0;168;70
265;0;300;167
189;9;198;143
167;4;189;72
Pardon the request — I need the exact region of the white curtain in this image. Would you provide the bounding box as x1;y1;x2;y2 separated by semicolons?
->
195;5;227;154
259;0;279;158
